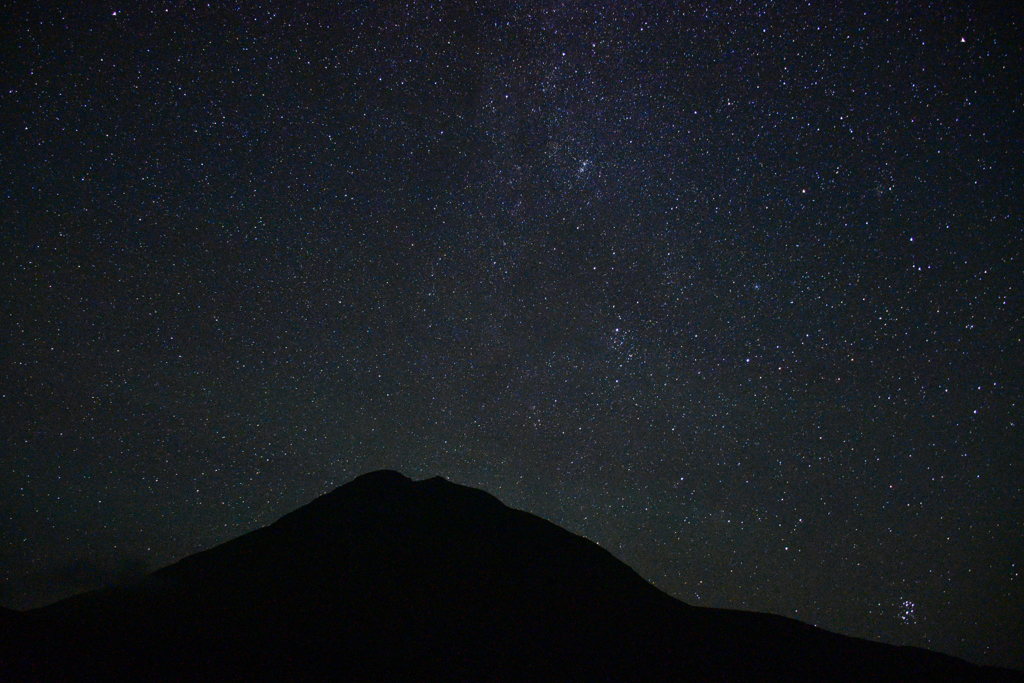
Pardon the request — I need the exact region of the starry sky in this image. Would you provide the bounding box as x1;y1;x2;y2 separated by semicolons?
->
2;0;1022;670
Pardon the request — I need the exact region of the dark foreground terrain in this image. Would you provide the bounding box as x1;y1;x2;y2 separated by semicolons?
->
2;471;1020;681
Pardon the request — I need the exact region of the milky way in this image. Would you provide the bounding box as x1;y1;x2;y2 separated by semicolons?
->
2;1;1021;669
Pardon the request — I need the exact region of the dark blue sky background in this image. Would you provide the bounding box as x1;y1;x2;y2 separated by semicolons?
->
2;0;1021;668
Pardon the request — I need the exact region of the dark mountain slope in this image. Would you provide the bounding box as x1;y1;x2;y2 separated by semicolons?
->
4;471;1020;681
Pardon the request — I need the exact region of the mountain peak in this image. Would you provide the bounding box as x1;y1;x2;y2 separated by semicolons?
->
280;469;418;522
345;469;413;488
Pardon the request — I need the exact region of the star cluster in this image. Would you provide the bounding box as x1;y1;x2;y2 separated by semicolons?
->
2;0;1021;669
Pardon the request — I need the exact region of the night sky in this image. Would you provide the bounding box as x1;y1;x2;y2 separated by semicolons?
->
2;0;1022;669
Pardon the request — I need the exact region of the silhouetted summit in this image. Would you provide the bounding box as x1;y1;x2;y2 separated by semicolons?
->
342;468;413;488
3;472;1019;682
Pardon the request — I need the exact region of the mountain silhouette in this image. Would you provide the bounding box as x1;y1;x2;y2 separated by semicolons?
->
3;471;1020;681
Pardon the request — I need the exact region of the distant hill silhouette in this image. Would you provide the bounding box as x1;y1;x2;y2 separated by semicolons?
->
3;470;1020;681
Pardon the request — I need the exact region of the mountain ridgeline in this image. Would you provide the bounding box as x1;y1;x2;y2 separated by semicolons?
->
2;471;1019;681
